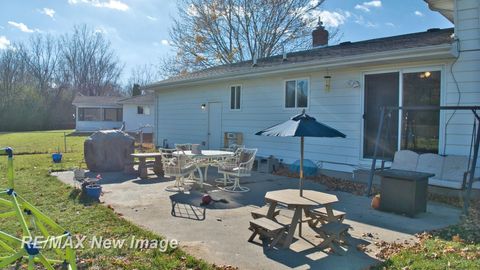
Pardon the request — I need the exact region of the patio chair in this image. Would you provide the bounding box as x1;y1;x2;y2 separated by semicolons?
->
175;143;192;153
160;148;197;192
217;148;257;192
214;147;243;186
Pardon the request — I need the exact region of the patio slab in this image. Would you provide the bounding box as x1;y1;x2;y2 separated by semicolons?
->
54;170;461;270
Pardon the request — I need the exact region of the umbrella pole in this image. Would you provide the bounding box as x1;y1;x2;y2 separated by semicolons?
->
300;136;304;196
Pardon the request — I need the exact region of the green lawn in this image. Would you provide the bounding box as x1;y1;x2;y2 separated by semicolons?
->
0;130;214;269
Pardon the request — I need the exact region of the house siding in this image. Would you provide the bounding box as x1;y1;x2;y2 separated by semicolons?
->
122;104;154;133
155;60;459;172
443;0;480;174
154;0;479;174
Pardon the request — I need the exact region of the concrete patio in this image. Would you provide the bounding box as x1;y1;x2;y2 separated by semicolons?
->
54;170;462;270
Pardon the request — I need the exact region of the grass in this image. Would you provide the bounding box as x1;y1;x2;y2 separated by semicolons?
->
0;130;215;269
374;202;480;269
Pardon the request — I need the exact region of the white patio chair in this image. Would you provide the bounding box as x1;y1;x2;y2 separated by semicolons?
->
160;148;197;192
175;143;192;152
218;148;257;192
214;147;243;186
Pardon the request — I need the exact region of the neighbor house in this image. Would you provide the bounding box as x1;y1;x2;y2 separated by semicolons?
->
72;95;124;132
145;0;479;188
72;93;155;135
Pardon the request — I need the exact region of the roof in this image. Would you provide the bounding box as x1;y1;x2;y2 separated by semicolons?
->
146;28;454;89
72;95;123;106
424;0;454;22
117;93;155;105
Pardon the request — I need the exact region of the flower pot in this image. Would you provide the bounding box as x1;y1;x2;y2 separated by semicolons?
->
52;153;62;163
371;194;381;209
85;185;102;200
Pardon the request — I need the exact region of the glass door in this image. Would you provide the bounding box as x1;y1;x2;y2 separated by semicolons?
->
363;72;399;159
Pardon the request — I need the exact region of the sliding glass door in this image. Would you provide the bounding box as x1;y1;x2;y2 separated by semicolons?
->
401;71;441;153
363;70;441;159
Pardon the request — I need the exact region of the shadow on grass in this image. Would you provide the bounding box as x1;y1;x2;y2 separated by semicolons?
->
68;188;101;206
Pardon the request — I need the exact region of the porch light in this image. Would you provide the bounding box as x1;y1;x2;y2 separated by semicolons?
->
201;103;206;110
324;75;332;92
420;71;431;79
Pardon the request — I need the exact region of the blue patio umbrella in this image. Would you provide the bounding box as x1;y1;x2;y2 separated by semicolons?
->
255;109;346;196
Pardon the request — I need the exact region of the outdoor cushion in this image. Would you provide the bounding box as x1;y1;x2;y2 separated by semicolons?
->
441;155;468;182
416;153;443;177
391;150;419;171
428;177;463;189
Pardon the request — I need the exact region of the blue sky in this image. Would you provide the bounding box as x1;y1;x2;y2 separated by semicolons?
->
0;0;452;83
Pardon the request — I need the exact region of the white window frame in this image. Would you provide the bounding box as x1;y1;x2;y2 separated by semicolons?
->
229;84;242;111
360;65;445;160
283;78;310;109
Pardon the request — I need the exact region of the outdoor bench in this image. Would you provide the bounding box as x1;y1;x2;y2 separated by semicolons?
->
391;150;477;190
248;217;287;249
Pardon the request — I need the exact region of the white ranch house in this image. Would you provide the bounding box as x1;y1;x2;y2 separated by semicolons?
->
72;93;154;134
146;0;479;190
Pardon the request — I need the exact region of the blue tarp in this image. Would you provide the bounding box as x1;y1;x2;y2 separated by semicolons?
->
289;159;317;176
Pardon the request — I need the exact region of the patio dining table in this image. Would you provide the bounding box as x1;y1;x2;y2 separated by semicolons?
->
173;150;234;188
264;189;339;248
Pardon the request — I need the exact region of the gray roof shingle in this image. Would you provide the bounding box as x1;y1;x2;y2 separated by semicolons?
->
154;28;453;86
72;95;123;106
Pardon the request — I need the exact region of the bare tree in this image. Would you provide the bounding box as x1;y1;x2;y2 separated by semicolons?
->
168;0;335;74
125;64;161;95
59;25;124;96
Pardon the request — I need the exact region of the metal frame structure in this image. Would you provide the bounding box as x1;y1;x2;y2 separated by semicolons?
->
365;106;480;214
0;147;77;270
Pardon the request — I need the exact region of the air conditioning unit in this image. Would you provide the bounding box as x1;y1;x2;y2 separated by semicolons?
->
224;132;243;148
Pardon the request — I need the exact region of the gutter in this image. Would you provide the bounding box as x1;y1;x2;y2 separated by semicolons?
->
144;44;454;90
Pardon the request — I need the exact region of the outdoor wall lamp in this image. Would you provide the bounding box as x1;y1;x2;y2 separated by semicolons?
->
201;103;206;110
324;75;332;92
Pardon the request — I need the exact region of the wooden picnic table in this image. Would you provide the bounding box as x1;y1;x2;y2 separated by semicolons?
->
131;152;163;179
264;189;339;248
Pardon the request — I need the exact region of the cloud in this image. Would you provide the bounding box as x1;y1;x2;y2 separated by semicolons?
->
68;0;129;12
0;36;11;50
355;0;382;12
146;16;157;21
414;10;424;17
161;39;171;46
385;22;395;27
8;21;39;33
40;8;55;18
317;10;351;28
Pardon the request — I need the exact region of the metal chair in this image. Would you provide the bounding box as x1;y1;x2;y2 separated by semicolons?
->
160;148;197;192
214;147;243;186
218;148;257;192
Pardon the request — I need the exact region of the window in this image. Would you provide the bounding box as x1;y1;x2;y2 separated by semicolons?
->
285;79;308;108
137;106;150;115
230;85;241;110
401;71;440;153
104;108;123;121
78;108;102;121
363;70;441;158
